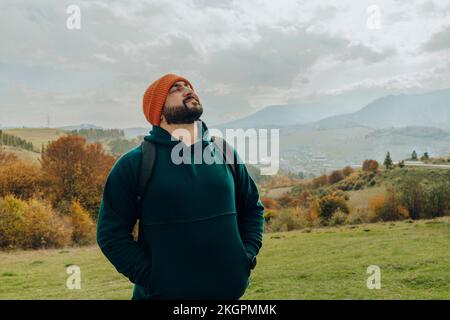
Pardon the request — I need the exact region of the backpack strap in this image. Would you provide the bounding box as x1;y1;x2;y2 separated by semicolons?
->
136;140;156;219
211;136;243;216
211;136;239;192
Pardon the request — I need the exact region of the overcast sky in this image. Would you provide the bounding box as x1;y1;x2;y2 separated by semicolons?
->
1;0;449;128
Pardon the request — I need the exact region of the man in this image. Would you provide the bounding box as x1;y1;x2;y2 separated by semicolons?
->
96;73;264;300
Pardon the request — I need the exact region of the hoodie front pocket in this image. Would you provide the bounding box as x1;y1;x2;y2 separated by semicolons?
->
138;212;251;299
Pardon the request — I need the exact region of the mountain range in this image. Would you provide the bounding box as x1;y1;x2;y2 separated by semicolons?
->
220;88;450;130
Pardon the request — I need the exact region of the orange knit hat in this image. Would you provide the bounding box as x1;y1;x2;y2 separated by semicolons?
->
142;73;194;126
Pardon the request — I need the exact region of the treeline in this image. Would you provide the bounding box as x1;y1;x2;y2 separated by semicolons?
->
108;136;143;156
0;130;35;152
0;135;117;250
408;150;450;163
67;128;124;142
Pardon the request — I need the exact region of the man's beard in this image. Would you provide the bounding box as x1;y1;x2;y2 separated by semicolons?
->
162;97;203;124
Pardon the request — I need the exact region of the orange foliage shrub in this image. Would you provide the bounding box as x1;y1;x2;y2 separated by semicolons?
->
362;159;379;172
0;195;71;249
368;192;409;222
312;174;328;188
308;198;321;225
0;195;28;249
298;190;313;207
0;159;42;200
342;166;354;177
21;198;71;249
277;194;297;208
267;208;301;232
328;170;344;184
260;197;279;210
68;200;95;245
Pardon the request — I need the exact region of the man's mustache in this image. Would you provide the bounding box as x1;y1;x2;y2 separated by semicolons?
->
183;93;201;106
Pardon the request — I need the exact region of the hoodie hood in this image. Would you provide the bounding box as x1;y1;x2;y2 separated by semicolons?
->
144;119;212;148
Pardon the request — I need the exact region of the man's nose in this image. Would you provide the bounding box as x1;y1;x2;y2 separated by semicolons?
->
182;86;194;96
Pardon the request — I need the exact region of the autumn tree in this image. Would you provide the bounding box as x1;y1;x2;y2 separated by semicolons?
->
277;194;296;208
312;174;328;188
328;170;344;184
0;159;42;200
342;166;354;177
362;159;379;172
40;135;116;219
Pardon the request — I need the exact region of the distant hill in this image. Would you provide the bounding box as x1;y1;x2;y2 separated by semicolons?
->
218;87;450;130
217;95;368;129
315;88;450;129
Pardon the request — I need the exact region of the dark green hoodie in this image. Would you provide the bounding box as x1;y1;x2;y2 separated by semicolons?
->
97;120;264;300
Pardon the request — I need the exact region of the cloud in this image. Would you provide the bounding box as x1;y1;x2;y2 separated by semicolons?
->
423;25;450;52
0;0;449;128
92;53;116;64
194;26;395;90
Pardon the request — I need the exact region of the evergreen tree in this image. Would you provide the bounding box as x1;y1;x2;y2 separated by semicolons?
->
384;151;393;169
411;150;418;160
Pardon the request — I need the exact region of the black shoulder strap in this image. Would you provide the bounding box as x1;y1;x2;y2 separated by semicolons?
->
136;140;156;219
211;136;239;190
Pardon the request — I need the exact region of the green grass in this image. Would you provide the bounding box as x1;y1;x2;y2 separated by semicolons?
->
1;217;449;300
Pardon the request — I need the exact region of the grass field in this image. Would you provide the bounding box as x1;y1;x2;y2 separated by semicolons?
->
0;217;449;300
3;128;67;152
347;186;386;211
